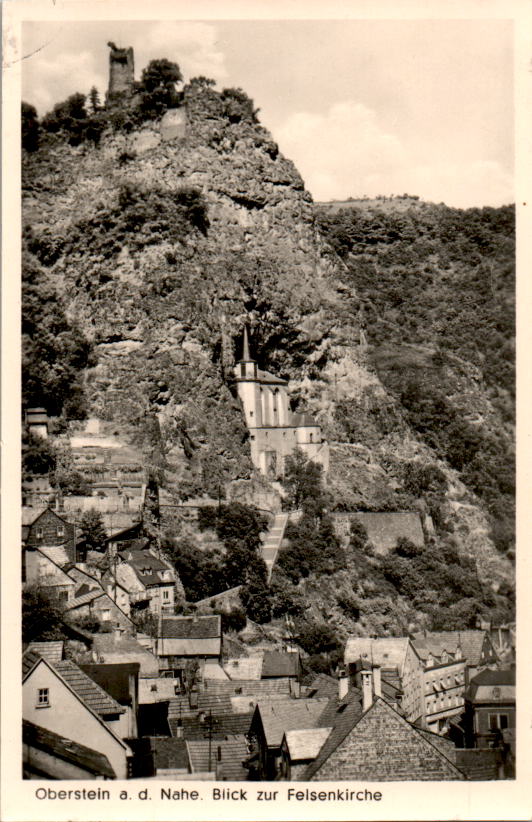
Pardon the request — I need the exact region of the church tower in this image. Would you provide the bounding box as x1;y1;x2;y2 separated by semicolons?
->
234;327;262;428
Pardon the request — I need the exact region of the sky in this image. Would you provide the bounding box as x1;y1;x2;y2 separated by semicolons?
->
21;18;514;208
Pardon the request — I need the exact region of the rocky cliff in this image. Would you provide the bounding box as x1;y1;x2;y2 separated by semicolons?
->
22;80;514;633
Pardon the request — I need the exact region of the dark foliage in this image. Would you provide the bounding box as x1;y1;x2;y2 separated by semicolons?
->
22;252;94;416
163;537;224;603
79;509;107;551
22;585;66;642
22;433;57;476
41;92;106;146
22;102;40;152
138;58;182;118
63;183;209;262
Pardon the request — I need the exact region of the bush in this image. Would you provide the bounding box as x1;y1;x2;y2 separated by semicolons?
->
22;102;40;152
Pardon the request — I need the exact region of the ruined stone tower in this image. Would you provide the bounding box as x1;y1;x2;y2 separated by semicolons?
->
106;42;135;105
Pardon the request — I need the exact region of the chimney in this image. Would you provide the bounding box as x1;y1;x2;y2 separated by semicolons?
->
113;623;122;642
372;664;381;698
338;668;349;700
361;669;372;712
175;719;183;739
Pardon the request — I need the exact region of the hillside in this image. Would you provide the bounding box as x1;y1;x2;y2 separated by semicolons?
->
21;68;515;644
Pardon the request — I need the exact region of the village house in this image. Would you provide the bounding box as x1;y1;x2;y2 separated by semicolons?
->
463;667;515;753
234;328;329;479
23;719;115;780
22;507;77;563
157;615;222;675
247;697;330;779
23;546;76;604
412;630;498;681
302;696;465;781
280;727;332;781
23;650;132;779
63;588;135;632
119;548;180;615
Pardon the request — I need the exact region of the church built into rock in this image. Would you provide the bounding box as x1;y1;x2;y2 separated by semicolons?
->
234;329;329;479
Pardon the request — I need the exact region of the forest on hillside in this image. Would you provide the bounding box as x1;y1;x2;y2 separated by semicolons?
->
316;201;515;561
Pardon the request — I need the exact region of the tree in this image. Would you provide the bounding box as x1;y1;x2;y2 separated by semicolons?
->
80;509;107;551
188;76;216;89
139;58;182;117
240;556;271;624
22;433;56;476
88;86;101;114
281;448;327;515
22;585;66;642
41;92;89;145
22;102;40;152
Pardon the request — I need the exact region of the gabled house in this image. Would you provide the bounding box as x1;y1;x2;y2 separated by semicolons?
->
187;735;250;780
463;667;515;757
119;549;180;614
302;697;466;781
23;719;116;780
22;651;132;779
23;547;76;604
157;615;222;671
63;587;135;632
280;727;332;780
247;697;330;780
22;507;77;562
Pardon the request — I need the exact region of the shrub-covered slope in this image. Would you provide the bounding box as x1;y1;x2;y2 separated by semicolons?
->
22;83;514;635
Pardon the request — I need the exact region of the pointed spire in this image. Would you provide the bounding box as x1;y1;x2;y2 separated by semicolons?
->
242;325;251;361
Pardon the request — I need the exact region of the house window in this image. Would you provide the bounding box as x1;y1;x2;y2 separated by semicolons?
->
489;713;509;731
36;688;50;707
163;590;170;600
36;528;43;539
101;609;111;622
57;526;65;537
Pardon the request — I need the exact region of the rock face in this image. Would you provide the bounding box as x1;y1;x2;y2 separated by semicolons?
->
22;82;513;602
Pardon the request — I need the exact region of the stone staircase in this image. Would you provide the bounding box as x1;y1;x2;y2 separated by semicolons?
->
261;512;290;581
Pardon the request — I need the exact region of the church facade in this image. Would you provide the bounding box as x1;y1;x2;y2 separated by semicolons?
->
234;330;329;479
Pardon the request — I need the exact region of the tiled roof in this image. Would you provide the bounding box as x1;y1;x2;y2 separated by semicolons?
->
23;719;115;778
262;651;299;678
159;615;221;640
303;697;465;781
256;698;330;748
187;736;249;779
26;641;64;664
21;507;47;526
256;368;287;386
38;545;71;567
91;635;159;676
412;631;495;666
167;693;233;720
344;637;411;671
469;667;515;687
305;673;338;699
53;660;125;716
169;712;254;740
285;727;333;761
149;737;189;771
64;589;104;610
22;648;43;678
202;678;291;697
351;512;425;554
224;655;263;680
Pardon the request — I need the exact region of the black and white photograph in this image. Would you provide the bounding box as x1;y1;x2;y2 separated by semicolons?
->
2;0;530;819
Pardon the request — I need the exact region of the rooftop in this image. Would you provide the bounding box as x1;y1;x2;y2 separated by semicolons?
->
255;698;330;748
284;726;333;761
53;660;125;716
159;615;221;640
187;736;249;780
26;641;64;664
23;719;115;779
262;650;300;678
